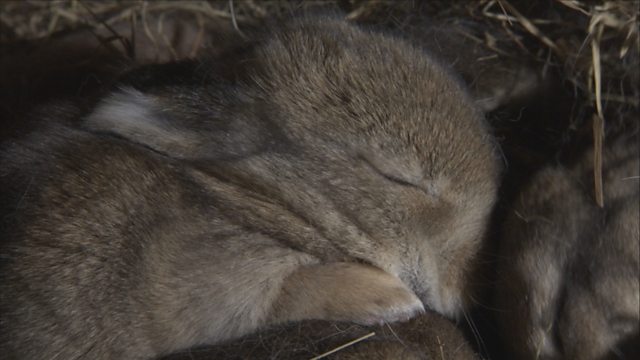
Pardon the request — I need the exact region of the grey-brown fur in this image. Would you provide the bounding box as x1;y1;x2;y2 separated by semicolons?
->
496;133;640;359
0;17;500;359
161;312;479;360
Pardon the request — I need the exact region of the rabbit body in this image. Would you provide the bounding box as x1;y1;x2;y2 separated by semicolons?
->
0;18;500;359
160;312;479;360
497;134;639;359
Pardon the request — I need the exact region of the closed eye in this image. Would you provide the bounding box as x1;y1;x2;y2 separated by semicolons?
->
359;155;418;188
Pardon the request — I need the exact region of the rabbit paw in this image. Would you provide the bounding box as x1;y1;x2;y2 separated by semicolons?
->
274;262;424;326
345;274;425;326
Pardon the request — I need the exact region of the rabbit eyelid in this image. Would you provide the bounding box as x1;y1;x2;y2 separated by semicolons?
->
359;153;441;197
362;157;416;188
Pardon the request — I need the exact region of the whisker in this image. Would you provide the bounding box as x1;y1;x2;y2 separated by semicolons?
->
463;309;489;358
468;293;508;313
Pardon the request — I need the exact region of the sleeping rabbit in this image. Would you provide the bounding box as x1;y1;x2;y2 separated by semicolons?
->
0;17;500;359
496;133;639;359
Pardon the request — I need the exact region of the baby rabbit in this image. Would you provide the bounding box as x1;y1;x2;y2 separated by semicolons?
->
0;17;500;359
160;312;479;360
496;133;639;359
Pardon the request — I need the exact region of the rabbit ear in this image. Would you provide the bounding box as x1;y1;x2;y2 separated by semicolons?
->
86;87;199;158
85;87;285;160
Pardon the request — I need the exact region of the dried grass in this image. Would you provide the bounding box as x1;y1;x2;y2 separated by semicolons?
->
308;331;375;360
2;0;637;121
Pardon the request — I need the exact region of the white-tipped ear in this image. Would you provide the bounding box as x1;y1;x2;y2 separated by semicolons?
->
85;86;285;160
85;87;197;157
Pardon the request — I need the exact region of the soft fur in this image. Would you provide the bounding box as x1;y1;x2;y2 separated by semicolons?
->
160;312;479;360
496;133;639;359
0;18;500;359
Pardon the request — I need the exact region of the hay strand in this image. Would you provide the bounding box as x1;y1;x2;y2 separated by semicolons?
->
308;331;375;360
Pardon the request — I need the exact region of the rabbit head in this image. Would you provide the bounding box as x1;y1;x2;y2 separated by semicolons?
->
0;16;502;359
86;18;501;319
